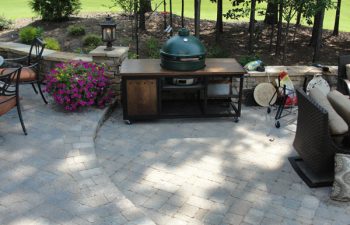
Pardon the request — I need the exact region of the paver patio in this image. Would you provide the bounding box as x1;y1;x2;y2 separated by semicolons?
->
0;86;155;225
95;109;350;224
1;85;350;225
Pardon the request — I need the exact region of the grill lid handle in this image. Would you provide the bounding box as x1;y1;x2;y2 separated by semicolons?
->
178;28;190;37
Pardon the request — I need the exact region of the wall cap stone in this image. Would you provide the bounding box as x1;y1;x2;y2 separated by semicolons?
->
0;41;56;56
44;51;92;62
90;46;129;58
246;65;337;77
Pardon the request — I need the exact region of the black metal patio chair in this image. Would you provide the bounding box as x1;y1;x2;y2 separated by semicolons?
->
0;38;47;104
0;67;27;135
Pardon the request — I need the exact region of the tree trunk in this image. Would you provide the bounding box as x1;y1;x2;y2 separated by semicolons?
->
144;0;152;12
264;1;278;25
181;0;185;27
194;0;201;37
313;7;325;62
134;0;139;58
248;0;256;53
269;23;275;52
310;11;321;46
296;2;304;25
282;8;293;64
275;1;283;56
333;0;341;36
215;0;223;41
139;0;147;30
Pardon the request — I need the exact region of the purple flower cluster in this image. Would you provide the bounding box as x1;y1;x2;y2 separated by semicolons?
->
45;61;114;111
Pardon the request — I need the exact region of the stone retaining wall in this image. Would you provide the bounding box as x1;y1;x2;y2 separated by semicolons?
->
0;42;127;100
0;41;338;103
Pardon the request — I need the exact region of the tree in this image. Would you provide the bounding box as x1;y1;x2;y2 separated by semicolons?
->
110;0;151;30
333;0;341;36
281;0;304;63
29;0;81;21
224;0;264;52
264;1;278;25
210;0;224;41
275;0;283;56
194;0;201;37
111;0;134;15
248;0;257;53
295;1;304;25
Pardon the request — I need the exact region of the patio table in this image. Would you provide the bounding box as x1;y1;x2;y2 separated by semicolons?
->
120;58;246;124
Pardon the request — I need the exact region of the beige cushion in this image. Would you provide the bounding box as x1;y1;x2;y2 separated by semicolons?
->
0;67;36;82
310;88;348;136
328;90;350;125
331;153;350;202
346;64;350;80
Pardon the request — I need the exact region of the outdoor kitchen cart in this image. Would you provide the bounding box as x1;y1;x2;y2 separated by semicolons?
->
120;58;246;123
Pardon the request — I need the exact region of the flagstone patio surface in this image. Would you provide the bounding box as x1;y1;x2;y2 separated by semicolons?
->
1;85;350;225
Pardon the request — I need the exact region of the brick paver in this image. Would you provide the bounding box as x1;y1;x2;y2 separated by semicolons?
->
95;106;350;225
2;85;350;225
0;86;155;225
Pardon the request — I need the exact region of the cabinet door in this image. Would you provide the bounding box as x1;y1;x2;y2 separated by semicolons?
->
126;79;158;116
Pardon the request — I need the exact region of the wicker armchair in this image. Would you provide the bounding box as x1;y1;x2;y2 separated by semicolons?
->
337;55;350;95
289;88;350;187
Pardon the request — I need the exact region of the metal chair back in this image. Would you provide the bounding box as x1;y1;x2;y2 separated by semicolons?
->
27;38;46;66
0;67;21;97
0;67;27;135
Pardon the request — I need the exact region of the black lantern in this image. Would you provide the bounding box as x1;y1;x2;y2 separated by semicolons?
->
100;15;116;51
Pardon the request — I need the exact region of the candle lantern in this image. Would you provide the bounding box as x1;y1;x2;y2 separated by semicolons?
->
100;15;117;51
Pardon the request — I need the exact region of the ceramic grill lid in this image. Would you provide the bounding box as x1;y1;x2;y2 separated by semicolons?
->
160;28;206;71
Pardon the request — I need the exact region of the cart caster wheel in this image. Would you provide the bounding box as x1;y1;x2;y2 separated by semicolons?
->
233;117;239;123
275;121;280;128
267;107;271;114
124;120;132;125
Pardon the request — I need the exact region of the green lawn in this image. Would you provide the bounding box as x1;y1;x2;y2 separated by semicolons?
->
1;0;349;32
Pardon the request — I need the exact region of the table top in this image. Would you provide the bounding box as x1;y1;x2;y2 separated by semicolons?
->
0;56;4;67
120;58;246;77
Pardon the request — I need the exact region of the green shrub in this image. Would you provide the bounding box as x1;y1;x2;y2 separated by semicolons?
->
146;37;160;59
44;37;60;50
0;15;13;31
83;34;102;48
207;45;229;58
19;26;43;44
29;0;81;22
238;54;260;66
83;45;98;54
68;25;85;36
128;52;138;59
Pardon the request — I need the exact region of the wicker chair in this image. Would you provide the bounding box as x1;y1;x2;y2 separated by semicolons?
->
0;67;27;135
289;88;350;187
337;55;350;95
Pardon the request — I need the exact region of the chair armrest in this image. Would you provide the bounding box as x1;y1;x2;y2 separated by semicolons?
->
3;56;28;67
25;62;39;70
338;78;350;96
4;56;28;62
344;79;350;95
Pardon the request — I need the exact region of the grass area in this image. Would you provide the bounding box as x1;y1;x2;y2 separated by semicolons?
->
1;0;349;32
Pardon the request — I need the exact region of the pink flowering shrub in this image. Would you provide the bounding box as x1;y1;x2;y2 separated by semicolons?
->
45;61;113;111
